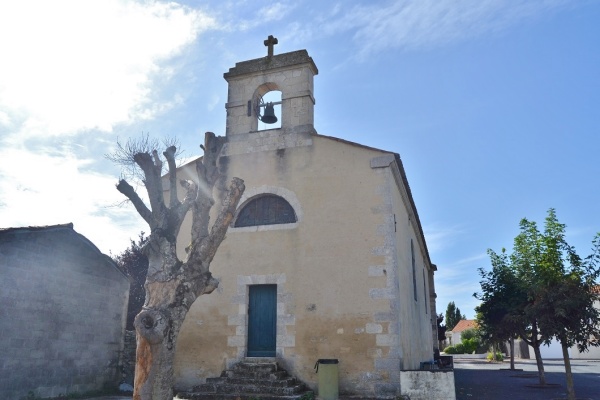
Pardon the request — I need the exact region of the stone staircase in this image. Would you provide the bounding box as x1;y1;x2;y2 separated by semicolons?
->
176;359;313;400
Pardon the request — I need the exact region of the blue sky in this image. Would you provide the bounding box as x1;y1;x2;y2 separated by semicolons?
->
1;0;599;320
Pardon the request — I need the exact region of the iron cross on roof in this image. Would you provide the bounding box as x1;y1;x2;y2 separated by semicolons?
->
264;35;278;57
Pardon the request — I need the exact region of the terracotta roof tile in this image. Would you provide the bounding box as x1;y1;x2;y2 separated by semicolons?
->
451;319;478;333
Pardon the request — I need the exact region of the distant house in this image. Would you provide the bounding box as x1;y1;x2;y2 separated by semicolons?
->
447;320;477;346
0;223;129;399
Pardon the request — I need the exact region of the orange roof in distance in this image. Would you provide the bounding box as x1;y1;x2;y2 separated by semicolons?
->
451;319;478;333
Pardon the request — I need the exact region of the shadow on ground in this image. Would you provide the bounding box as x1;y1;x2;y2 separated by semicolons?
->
454;359;600;400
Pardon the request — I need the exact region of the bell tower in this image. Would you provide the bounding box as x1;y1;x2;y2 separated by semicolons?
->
223;36;319;137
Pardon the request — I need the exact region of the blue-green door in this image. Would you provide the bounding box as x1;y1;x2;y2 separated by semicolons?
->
247;284;276;357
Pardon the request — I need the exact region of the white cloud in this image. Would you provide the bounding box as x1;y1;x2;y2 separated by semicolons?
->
0;0;215;253
423;223;465;253
207;94;221;111
0;142;147;254
0;0;216;138
312;0;573;59
235;1;296;31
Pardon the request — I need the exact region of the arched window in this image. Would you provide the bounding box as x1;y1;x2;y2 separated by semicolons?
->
234;195;296;227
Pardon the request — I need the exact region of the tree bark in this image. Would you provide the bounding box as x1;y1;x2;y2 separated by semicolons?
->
509;337;515;370
133;306;180;400
561;340;575;400
532;343;546;385
520;323;546;385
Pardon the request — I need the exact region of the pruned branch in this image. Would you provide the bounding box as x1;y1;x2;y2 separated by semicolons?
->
134;151;165;216
201;132;226;187
189;177;245;269
116;179;153;226
105;134;160;183
164;180;198;242
187;132;228;248
164;146;179;208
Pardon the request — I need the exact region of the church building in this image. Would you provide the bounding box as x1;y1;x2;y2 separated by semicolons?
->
172;38;439;399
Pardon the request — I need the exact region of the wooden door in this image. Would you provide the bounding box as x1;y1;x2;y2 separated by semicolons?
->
247;284;276;357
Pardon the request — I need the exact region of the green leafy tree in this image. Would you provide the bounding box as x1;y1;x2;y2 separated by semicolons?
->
445;301;465;331
477;209;600;399
475;248;528;370
514;210;600;400
508;214;555;384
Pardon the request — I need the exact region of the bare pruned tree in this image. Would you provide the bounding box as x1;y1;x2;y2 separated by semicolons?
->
109;132;244;400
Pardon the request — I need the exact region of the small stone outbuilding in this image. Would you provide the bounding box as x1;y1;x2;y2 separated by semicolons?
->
0;223;129;399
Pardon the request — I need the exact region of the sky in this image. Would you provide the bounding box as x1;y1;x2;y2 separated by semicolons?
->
1;0;599;320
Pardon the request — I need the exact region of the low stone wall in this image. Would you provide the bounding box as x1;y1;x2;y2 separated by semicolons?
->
400;370;456;400
448;353;487;359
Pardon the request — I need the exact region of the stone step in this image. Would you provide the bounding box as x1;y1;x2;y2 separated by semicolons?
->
176;392;313;400
222;369;289;380
206;376;298;387
192;382;306;396
232;362;279;373
180;360;312;400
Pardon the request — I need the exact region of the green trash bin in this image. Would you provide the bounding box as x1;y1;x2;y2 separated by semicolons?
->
314;359;339;400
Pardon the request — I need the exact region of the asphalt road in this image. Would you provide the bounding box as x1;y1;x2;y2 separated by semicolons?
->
86;358;600;400
454;358;600;400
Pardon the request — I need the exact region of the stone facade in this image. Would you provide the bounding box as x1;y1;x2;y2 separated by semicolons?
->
171;47;438;399
0;224;129;399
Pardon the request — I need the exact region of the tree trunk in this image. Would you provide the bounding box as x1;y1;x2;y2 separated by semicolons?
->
132;284;188;400
561;340;575;400
133;319;178;400
522;323;546;385
509;337;515;370
532;344;546;385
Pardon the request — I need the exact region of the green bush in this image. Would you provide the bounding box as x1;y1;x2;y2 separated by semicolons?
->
462;337;479;354
454;343;465;354
444;343;470;354
486;351;504;361
460;328;477;341
443;345;457;354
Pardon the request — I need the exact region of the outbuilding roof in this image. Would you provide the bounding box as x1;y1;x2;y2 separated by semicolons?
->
451;319;478;333
0;223;125;277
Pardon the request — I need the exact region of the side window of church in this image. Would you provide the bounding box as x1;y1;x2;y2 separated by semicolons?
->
235;195;297;227
411;239;417;302
422;269;428;314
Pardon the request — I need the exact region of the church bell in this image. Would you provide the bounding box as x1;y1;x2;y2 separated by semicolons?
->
261;102;278;124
